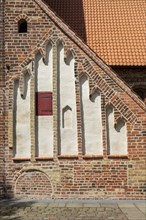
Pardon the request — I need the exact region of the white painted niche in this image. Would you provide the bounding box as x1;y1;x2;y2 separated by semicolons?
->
35;43;53;157
57;42;78;155
106;106;128;155
80;74;103;155
62;105;72;129
13;74;31;158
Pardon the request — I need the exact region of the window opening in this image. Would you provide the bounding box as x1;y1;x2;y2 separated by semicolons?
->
18;19;27;33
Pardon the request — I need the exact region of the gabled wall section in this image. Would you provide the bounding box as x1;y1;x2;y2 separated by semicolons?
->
3;0;146;199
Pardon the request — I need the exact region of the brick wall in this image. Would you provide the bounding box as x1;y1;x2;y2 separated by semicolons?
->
1;0;146;200
0;0;5;199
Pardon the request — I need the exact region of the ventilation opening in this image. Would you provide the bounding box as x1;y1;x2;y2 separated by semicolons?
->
18;19;27;33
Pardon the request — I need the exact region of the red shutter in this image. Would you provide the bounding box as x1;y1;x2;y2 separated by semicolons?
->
36;92;53;116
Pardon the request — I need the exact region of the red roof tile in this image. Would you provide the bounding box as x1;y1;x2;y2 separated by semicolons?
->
43;0;145;66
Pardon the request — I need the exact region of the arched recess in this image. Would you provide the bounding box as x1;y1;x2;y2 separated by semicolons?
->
35;43;53;92
13;73;31;158
18;19;27;33
57;42;78;155
62;105;72;129
35;43;53;157
106;106;128;155
80;74;103;155
15;169;53;198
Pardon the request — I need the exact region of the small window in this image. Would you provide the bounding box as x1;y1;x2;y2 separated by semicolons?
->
18;19;27;33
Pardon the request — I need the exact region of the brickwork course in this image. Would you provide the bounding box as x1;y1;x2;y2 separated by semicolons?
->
0;0;146;200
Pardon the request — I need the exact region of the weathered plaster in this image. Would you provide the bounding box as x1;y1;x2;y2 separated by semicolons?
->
106;106;127;155
80;75;103;155
14;75;31;158
57;43;78;155
35;44;53;157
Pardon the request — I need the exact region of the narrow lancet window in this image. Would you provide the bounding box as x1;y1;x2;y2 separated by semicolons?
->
18;19;27;33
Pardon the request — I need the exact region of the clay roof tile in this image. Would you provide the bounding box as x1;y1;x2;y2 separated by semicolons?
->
43;0;145;66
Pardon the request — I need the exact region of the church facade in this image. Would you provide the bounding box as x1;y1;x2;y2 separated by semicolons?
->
0;0;145;199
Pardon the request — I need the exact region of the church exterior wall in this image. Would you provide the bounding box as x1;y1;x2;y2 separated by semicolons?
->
0;0;145;199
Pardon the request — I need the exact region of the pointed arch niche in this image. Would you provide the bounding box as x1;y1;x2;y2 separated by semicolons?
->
35;43;53;157
80;74;103;155
106;106;128;155
13;73;31;158
62;105;72;129
57;42;78;155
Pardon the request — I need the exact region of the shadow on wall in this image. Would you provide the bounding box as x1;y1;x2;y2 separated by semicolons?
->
0;200;37;219
45;0;86;42
0;178;14;199
0;184;4;199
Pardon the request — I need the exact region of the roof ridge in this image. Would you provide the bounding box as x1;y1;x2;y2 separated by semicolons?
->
34;0;146;111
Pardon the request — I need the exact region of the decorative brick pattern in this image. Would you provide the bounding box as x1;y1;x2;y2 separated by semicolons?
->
0;0;145;200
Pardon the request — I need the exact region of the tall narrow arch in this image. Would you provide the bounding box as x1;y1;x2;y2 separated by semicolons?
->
106;106;128;155
13;74;31;158
57;42;78;155
34;44;53;158
80;74;103;155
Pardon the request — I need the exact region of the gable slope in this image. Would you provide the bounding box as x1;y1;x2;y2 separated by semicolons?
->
43;0;145;66
33;0;146;112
